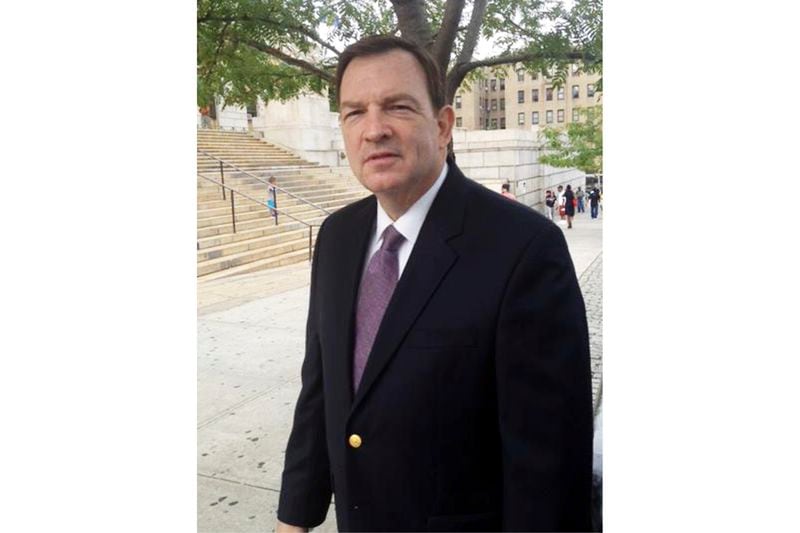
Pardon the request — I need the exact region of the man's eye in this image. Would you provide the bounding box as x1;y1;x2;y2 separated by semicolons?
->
390;105;411;111
343;110;363;120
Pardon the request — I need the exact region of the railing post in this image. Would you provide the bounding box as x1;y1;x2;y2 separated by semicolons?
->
308;226;313;261
231;191;236;233
220;161;226;200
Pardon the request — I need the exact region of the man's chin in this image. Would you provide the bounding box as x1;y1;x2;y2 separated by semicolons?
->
357;173;404;195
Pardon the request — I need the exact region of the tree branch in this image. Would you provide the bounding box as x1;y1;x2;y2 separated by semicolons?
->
455;0;488;66
390;0;433;47
243;40;335;83
445;49;595;103
432;0;465;70
199;16;341;57
461;49;593;71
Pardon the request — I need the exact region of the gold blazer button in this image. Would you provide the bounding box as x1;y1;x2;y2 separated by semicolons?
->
348;434;362;448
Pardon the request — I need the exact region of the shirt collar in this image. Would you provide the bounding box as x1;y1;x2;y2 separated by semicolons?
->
375;161;448;245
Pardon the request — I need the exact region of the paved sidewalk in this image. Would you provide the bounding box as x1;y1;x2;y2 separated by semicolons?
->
197;208;603;532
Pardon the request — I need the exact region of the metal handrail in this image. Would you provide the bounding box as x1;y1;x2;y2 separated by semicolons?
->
197;150;332;216
197;173;321;261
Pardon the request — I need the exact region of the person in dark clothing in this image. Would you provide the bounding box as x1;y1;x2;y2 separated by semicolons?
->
588;187;600;219
564;184;576;229
276;35;593;533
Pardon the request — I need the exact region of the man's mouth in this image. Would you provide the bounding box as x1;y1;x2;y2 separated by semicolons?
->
364;152;399;164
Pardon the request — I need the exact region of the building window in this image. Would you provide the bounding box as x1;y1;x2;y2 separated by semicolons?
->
532;72;538;80
455;95;462;109
500;98;505;111
490;78;497;91
546;87;553;101
485;99;490;111
500;117;506;129
557;87;564;100
532;89;539;102
587;83;595;97
491;99;497;111
517;90;525;103
485;118;490;129
532;111;539;125
546;110;553;124
572;85;579;99
572;108;579;122
517;70;524;82
557;109;564;122
518;112;525;125
456;117;463;127
499;78;505;90
491;118;498;129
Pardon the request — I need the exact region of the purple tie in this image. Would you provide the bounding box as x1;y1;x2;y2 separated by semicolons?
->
353;225;406;393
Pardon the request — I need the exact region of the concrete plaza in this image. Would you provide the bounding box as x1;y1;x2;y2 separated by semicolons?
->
197;206;603;532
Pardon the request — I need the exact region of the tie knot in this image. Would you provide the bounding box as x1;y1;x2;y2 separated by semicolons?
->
380;225;405;252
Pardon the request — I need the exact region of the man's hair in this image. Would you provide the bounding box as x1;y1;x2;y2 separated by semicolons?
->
501;183;510;192
335;35;445;111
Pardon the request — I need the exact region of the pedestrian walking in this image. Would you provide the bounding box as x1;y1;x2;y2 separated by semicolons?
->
557;184;566;220
565;184;576;229
589;187;600;219
577;186;585;213
544;190;555;220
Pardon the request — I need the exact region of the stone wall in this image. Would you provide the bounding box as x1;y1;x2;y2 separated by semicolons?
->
252;94;347;168
216;102;248;131
452;128;586;212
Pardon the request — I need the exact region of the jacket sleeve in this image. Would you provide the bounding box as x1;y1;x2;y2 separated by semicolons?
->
277;221;332;528
494;223;593;531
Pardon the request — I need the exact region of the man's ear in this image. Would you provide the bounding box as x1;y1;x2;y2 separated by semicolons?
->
437;105;455;148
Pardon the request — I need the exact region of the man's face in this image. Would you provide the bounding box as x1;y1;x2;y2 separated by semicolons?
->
338;49;453;204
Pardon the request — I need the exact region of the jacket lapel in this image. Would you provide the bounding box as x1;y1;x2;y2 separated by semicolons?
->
352;164;468;411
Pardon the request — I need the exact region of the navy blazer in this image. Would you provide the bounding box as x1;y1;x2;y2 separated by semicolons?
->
278;163;593;532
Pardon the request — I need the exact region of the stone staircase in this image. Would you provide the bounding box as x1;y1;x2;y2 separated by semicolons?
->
197;129;367;280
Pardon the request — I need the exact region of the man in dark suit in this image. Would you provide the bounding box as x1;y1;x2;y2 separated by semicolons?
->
276;35;593;532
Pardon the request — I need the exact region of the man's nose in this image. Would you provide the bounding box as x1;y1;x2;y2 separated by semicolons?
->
362;110;391;142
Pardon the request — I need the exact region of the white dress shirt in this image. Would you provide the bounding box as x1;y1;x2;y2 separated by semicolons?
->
362;162;448;280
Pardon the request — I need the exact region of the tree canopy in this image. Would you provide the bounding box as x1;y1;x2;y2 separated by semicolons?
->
197;0;602;109
538;106;602;174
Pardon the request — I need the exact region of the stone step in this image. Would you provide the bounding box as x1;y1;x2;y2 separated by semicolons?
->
197;181;363;202
197;192;362;223
197;234;319;276
197;159;305;168
198;184;364;203
197;149;292;156
196;204;333;238
197;214;327;250
197;246;315;282
196;176;343;191
198;190;365;219
197;219;315;250
197;227;310;262
197;143;292;151
197;196;353;230
197;143;302;150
